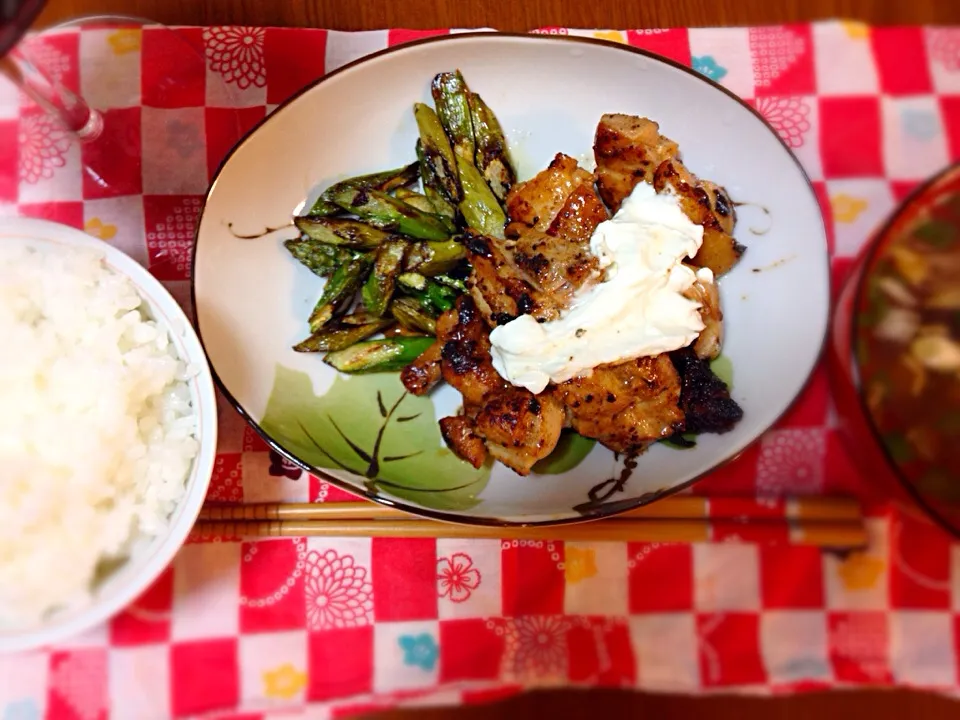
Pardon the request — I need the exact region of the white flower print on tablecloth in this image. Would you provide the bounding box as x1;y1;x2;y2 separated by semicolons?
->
203;26;266;89
926;28;960;72
18;36;71;102
755;96;811;148
303;548;373;630
50;650;106;720
491;616;571;682
749;26;807;89
437;552;481;603
756;428;827;495
18;112;71;184
832;614;889;681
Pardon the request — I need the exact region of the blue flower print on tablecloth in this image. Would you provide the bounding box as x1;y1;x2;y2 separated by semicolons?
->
692;55;728;82
398;633;438;671
2;699;40;720
901;108;939;141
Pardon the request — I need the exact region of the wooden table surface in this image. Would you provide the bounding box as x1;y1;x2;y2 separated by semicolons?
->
35;0;960;32
29;2;960;720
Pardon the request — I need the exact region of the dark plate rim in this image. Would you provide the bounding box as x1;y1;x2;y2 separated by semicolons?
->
849;160;960;540
190;31;830;528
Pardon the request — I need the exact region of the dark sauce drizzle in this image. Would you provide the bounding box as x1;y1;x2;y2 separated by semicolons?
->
732;200;772;236
226;221;294;240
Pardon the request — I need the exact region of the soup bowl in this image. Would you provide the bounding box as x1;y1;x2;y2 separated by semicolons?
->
830;162;960;536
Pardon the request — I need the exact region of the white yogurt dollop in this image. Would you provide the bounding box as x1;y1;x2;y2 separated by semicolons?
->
489;182;711;394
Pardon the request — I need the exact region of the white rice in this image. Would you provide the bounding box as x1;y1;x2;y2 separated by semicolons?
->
0;241;199;626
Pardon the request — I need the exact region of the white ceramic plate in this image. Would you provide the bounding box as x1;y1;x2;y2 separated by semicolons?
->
193;33;828;525
0;217;217;653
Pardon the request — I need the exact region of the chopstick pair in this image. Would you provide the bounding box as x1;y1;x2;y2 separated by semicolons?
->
192;496;868;549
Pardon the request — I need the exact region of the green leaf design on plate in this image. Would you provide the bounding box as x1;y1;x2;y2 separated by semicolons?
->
533;430;596;475
260;365;490;511
709;354;734;388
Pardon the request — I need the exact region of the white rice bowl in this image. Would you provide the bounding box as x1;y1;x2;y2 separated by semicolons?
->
0;218;216;652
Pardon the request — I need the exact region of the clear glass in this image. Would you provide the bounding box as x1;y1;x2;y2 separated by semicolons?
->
1;14;242;199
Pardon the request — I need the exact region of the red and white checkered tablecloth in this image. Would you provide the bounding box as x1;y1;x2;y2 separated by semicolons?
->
1;21;960;720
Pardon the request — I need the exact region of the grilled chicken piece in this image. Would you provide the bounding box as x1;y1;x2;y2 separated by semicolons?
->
670;348;743;434
436;294;508;406
462;156;607;320
503;181;606;305
683;271;723;360
555;355;684;454
505;153;594;231
700;181;736;236
508;225;599;306
546;182;610;243
593;114;743;276
463;231;561;325
438;415;487;469
653;160;743;277
594;114;679;213
474;389;566;473
436;295;564;474
400;340;443;395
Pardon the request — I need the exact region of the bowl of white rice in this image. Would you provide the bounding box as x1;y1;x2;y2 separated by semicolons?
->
0;217;217;653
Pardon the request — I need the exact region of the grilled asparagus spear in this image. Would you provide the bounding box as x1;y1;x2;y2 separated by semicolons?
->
293;319;393;353
394;188;435;214
284;237;359;277
294;216;392;249
413;103;462;204
361;239;408;317
467;91;515;202
324;336;435;373
403;239;465;276
431;71;475;161
391;296;437;335
433;272;468;292
329;186;451;241
395;187;457;232
307;255;372;332
456;154;506;238
304;162;419;217
415;139;458;221
397;272;458;313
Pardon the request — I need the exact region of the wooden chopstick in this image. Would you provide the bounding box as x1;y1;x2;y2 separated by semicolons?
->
190;517;867;547
191;496;867;548
197;496;863;523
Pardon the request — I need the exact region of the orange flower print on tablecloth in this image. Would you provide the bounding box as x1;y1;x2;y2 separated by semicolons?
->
592;31;625;44
84;217;117;241
107;29;141;55
437;552;481;603
262;663;306;700
564;547;598;584
838;553;886;591
841;21;870;40
303;548;373;630
755;96;811;148
831;194;869;223
203;26;266;89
